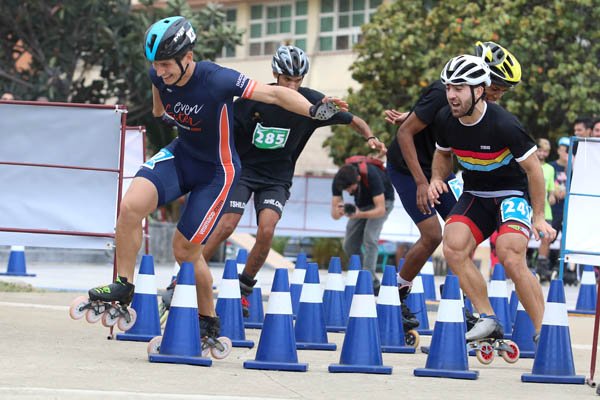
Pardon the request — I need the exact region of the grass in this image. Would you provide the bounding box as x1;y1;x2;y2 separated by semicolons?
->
0;280;36;292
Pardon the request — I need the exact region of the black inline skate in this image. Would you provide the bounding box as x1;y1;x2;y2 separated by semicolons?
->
199;315;232;359
158;278;176;325
239;272;257;318
466;314;519;364
536;257;554;283
399;285;420;348
69;276;137;331
563;264;579;286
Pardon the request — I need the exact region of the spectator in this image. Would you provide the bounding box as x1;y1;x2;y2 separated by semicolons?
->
592;119;600;138
535;138;556;281
573;117;593;138
1;92;15;100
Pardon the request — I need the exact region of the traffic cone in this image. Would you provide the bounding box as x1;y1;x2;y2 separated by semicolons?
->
117;255;161;342
295;262;336;350
148;262;211;366
244;268;307;371
377;265;415;353
323;256;347;332
236;249;264;329
406;274;432;335
571;265;597;314
414;274;479;380
509;287;518;325
344;254;361;318
329;270;392;374
397;257;405;272
290;253;308;317
488;264;512;339
511;300;536;358
1;246;35;277
215;259;254;348
421;257;436;300
522;279;585;384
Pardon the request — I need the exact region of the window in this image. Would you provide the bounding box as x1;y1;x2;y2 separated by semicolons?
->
319;0;383;51
249;1;308;56
220;8;238;58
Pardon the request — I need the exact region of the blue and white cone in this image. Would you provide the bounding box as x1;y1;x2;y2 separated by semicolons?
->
397;257;405;273
1;246;35;277
290;253;308;317
149;262;211;366
406;274;432;335
323;256;347;332
329;270;392;374
344;254;361;318
522;279;585;384
421;257;436;301
295;262;336;351
377;265;415;354
488;264;512;339
511;300;536;358
236;249;264;329
244;268;307;371
215;259;254;348
509;287;518;325
117;254;161;342
571;265;597;314
414;274;478;380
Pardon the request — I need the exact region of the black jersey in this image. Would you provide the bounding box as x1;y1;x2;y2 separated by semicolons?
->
434;102;536;194
331;163;395;208
386;80;447;176
233;85;353;188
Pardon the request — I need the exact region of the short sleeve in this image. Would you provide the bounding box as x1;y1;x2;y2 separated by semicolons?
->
433;108;451;151
365;165;385;197
207;66;257;101
331;180;342;196
501;114;537;162
413;81;448;125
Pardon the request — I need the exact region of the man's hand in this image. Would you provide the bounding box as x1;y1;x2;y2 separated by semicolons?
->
384;109;409;126
333;203;345;219
366;137;387;157
416;182;432;214
310;97;348;120
532;216;557;242
428;178;448;209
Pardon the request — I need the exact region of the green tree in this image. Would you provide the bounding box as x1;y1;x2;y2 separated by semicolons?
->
0;0;242;152
326;0;600;165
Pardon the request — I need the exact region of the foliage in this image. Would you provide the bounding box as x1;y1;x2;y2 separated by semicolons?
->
312;237;347;269
0;0;243;152
326;0;600;165
271;236;290;255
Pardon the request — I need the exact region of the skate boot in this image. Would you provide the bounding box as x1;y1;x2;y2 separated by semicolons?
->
239;272;257;318
69;276;137;331
373;279;381;297
536;257;553;283
563;265;579;286
464;306;479;332
466;314;519;364
158;278;176;325
199;315;232;359
399;284;420;348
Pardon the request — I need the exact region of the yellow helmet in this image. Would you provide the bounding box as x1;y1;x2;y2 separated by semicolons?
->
474;41;522;87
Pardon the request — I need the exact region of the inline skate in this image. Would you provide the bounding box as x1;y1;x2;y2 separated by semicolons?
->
158;278;176;325
399;285;420;348
69;276;137;331
199;315;232;359
466;315;519;364
239;272;257;318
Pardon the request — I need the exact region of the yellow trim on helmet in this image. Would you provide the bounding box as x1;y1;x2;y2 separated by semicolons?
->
474;41;522;87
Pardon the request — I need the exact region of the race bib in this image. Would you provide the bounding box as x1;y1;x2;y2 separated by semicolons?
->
500;197;532;228
448;177;463;200
142;148;174;170
252;123;290;150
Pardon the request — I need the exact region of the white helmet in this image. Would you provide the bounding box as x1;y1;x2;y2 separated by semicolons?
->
440;54;491;87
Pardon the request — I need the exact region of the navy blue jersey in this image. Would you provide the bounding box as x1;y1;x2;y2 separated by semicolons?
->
233;85;354;188
149;61;256;164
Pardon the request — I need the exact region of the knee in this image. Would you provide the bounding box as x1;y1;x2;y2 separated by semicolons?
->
218;219;237;237
256;223;276;242
443;241;469;266
173;241;196;265
420;231;442;252
118;198;145;224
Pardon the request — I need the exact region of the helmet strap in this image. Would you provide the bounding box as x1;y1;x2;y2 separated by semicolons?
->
462;86;485;117
171;58;189;86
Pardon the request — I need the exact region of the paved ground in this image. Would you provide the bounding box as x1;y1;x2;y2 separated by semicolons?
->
0;262;597;399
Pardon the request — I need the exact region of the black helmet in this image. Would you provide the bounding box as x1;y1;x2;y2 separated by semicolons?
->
272;45;309;76
145;16;196;61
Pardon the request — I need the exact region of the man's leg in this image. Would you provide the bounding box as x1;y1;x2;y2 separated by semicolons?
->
362;201;394;289
172;229;215;317
243;208;280;278
202;212;243;262
116;177;159;281
343;217;367;267
496;232;544;332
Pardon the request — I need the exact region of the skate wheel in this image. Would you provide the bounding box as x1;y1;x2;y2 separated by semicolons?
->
476;341;495;365
101;309;119;327
201;341;211;358
147;336;162;355
85;308;103;324
211;336;232;359
405;330;420;349
69;296;89;320
117;307;137;331
500;341;520;363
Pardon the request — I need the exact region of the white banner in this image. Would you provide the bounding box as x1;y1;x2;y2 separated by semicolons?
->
0;102;125;249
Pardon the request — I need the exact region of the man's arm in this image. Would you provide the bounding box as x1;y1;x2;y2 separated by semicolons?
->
331;195;345;220
249;82;348;119
351;194;386;219
152;85;165;117
519;154;557;241
427;149;453;209
349;116;386;156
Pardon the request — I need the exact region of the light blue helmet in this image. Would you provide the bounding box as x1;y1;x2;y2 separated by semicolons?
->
144;16;196;61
